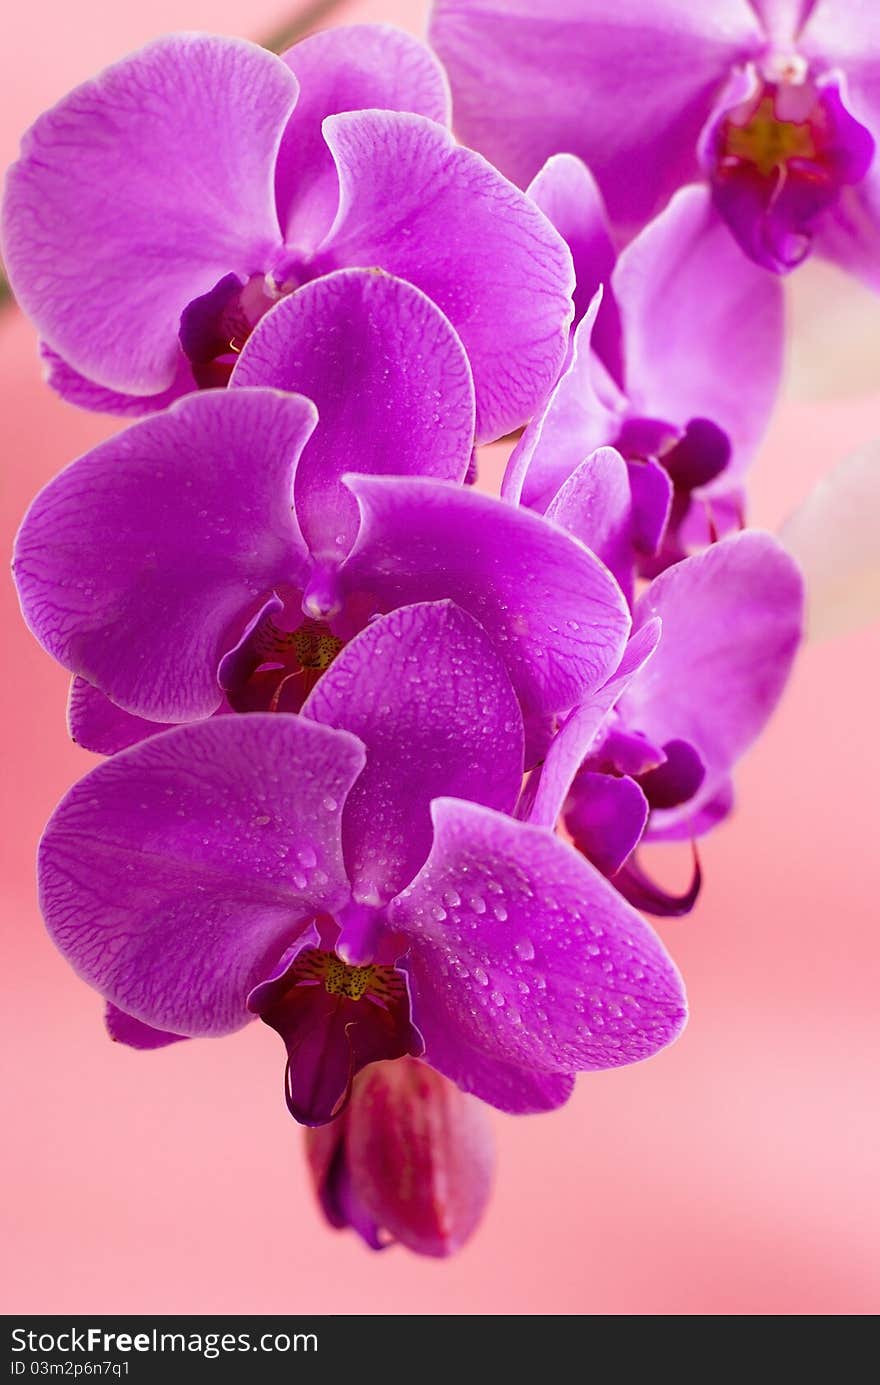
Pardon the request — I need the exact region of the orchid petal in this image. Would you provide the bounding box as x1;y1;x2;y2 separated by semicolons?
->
105;1003;188;1050
619;532;803;805
67;678;172;755
612;184;784;482
303;602;523;903
38;716;364;1036
39;344;196;417
527;153;622;370
545;446;634;598
232;269;474;557
319;109;574;441
341;474;631;723
429;0;760;231
276;25;450;248
504;294;626;510
2;36;294;393
391;799;686;1106
564;771;649;877
526;619;661;829
14;389;315;722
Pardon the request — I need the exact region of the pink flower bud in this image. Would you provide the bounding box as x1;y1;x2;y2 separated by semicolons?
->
305;1058;494;1257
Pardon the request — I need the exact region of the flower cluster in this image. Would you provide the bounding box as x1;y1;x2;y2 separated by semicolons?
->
3;15;810;1257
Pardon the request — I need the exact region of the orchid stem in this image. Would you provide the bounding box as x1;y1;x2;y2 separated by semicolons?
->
262;0;350;54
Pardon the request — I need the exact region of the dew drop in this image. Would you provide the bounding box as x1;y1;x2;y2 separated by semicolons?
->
514;937;535;961
473;967;489;986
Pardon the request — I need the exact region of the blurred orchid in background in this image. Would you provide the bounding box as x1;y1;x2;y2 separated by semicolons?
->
431;0;880;282
781;438;880;640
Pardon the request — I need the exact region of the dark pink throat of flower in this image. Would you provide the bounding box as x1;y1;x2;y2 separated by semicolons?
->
224;616;345;715
710;67;875;269
257;947;422;1128
722;91;819;181
298;949;399;1002
178;272;291;387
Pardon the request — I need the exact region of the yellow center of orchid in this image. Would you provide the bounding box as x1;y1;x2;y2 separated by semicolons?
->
724;96;817;177
290;625;345;673
293;948;404;1004
240;618;346;713
324;955;377;1000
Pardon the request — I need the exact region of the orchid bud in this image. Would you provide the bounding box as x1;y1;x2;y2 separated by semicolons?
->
305;1058;494;1257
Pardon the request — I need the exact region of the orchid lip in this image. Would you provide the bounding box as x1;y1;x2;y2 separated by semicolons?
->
178;272;288;387
614;845;702;918
254;936;423;1127
704;61;876;272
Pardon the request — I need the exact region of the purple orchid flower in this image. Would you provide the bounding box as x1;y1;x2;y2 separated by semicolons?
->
430;0;880;281
38;601;687;1125
503;170;784;584
13;277;629;751
525;532;804;913
305;1057;494;1256
1;25;574;440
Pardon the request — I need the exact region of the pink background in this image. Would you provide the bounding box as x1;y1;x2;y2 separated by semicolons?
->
2;0;879;1317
